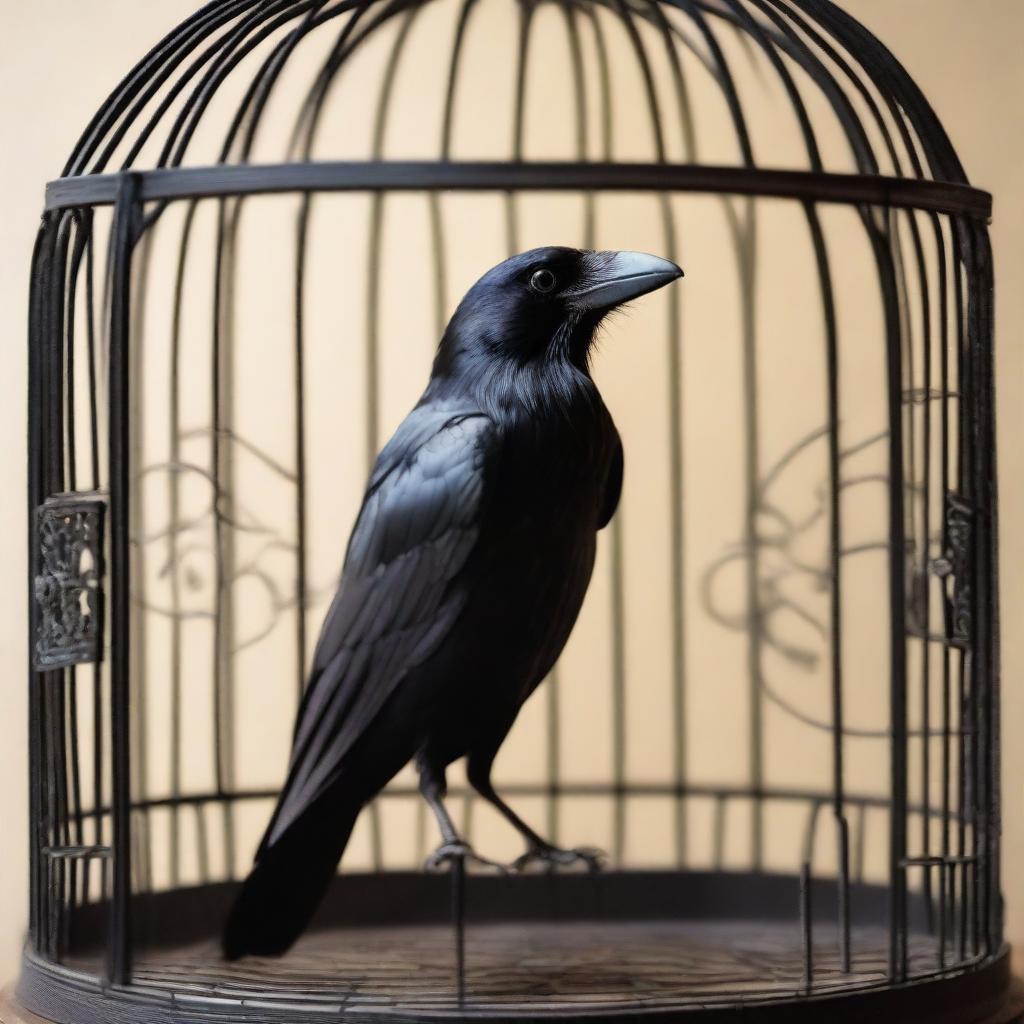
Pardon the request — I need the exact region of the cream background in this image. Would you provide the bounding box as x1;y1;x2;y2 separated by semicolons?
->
0;0;1021;984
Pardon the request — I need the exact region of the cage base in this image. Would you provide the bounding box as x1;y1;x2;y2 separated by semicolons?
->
8;974;1011;1024
18;926;1015;1023
15;874;1016;1023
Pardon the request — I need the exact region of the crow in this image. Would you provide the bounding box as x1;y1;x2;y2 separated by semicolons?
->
222;246;682;959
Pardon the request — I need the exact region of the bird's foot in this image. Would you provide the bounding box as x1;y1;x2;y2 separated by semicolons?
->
512;843;606;874
424;841;509;874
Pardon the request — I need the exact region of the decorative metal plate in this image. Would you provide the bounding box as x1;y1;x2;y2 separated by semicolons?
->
33;492;106;670
945;493;975;648
930;492;975;650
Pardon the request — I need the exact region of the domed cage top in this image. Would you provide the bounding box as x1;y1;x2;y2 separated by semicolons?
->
21;0;1004;1021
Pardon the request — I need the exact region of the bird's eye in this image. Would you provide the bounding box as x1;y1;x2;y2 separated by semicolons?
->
530;268;557;294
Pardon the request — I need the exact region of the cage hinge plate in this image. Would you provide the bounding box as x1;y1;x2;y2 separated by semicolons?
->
33;492;106;671
929;491;975;650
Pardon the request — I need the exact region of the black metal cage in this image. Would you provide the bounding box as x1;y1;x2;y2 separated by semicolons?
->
21;0;1006;1021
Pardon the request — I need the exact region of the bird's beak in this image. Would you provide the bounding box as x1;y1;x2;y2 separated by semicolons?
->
569;250;683;312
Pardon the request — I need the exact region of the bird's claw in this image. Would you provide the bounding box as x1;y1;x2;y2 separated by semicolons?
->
512;844;606;874
424;841;509;874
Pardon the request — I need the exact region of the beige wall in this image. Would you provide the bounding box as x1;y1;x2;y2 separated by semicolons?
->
0;0;1021;984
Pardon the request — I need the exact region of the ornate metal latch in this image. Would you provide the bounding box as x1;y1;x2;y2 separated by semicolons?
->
930;492;974;650
33;492;106;670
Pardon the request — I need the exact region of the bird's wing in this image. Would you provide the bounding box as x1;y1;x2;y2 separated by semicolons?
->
262;408;494;850
597;433;624;530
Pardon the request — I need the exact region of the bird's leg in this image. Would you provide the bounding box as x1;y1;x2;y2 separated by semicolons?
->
418;761;506;874
467;756;605;873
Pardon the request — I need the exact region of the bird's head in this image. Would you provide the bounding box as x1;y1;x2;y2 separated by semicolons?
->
433;247;683;378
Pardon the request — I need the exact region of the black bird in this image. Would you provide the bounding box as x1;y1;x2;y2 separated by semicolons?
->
223;246;682;959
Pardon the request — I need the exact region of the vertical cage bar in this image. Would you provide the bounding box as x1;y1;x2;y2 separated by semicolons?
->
46;213;73;961
610;503;627;865
649;0;698;861
167;202;198;887
800;861;813;991
932;211;951;966
616;0;674;870
40;236;59;960
86;213;107;903
129;229;153;897
356;6;422;866
108;173;141;985
965;219;998;956
676;0;762;872
505;0;532;254
285;10;369;729
975;225;1000;957
882;209;910;982
431;0;477;333
950;216;969;963
738;200;762;871
451;854;466;1004
28;215;60;951
665;223;686;869
579;0;625;866
804;199;850;971
64;215;89;928
294;195;310;695
363;190;384;865
974;231;997;955
620;0;688;869
953;218;983;959
903;207;935;933
969;256;983;960
212;196;238;879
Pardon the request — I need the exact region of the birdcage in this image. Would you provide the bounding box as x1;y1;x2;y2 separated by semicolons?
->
20;0;1008;1021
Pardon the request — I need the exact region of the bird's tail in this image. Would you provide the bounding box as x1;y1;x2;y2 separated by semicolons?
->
222;792;361;960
